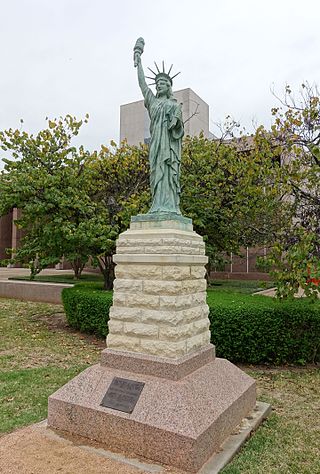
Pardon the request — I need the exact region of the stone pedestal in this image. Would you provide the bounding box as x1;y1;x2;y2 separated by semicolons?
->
107;215;211;358
48;215;256;472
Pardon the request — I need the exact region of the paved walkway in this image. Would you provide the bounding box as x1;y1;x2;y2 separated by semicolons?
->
0;421;181;474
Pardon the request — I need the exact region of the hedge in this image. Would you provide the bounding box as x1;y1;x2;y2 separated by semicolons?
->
62;285;320;364
62;283;113;337
207;291;320;365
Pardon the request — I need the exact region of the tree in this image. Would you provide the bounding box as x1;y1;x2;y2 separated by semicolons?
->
0;118;151;287
180;133;287;275
259;83;320;298
87;141;150;289
0;115;98;278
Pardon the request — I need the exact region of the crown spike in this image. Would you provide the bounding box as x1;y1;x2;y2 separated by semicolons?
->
147;67;157;76
147;61;181;84
171;71;181;80
154;62;161;73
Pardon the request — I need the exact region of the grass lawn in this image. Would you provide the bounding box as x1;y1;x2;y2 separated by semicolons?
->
0;297;319;473
0;298;102;434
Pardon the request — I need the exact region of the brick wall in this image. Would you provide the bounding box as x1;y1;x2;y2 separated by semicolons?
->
0;211;13;260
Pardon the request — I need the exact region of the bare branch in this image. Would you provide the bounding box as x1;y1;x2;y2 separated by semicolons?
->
183;102;200;125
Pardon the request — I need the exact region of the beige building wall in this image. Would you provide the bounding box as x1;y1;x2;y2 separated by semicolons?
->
120;100;147;145
120;88;210;145
176;88;209;138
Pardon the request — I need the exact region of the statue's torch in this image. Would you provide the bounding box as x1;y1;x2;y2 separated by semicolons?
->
134;37;145;67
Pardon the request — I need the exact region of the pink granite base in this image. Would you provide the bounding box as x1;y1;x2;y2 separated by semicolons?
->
48;358;256;472
100;344;215;380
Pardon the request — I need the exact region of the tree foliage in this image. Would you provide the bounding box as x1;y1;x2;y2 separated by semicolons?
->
85;141;150;289
259;83;320;297
180;133;286;273
0;115;96;278
0;119;150;287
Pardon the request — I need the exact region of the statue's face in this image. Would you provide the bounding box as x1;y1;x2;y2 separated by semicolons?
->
156;78;170;96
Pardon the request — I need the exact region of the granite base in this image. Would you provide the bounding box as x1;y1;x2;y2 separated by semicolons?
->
48;356;256;472
100;344;215;380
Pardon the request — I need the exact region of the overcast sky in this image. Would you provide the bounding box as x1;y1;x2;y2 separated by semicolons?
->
0;0;319;163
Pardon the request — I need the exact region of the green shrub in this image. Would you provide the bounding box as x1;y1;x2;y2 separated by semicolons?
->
208;291;320;364
62;283;112;337
61;284;320;364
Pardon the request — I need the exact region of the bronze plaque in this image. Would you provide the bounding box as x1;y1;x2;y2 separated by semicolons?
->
100;377;145;413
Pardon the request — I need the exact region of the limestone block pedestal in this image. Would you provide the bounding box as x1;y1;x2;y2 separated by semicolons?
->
48;214;256;472
107;214;211;358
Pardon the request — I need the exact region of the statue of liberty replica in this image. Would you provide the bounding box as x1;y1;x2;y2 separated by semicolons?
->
48;37;259;473
134;37;184;215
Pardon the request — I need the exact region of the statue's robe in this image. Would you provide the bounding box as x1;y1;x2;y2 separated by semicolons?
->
144;88;184;214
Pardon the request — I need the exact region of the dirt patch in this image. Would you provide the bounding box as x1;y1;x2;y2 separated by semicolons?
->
31;310;106;350
239;363;319;372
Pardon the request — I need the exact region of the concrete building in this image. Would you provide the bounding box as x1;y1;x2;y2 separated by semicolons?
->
120;88;213;145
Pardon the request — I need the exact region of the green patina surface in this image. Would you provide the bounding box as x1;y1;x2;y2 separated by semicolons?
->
131;212;191;224
134;38;185;217
131;212;192;231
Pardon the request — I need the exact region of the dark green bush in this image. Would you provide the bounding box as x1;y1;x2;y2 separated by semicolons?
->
62;283;112;337
61;284;320;364
208;291;320;364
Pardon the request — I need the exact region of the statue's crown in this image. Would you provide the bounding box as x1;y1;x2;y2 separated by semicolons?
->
146;61;180;86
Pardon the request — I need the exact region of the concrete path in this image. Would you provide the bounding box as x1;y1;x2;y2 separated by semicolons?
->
253;287;277;297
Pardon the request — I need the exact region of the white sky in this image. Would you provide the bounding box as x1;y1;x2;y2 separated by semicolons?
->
0;0;319;162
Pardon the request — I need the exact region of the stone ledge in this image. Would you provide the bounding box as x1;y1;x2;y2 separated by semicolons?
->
113;254;208;265
100;344;215;380
0;280;73;304
116;246;205;256
119;228;203;240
